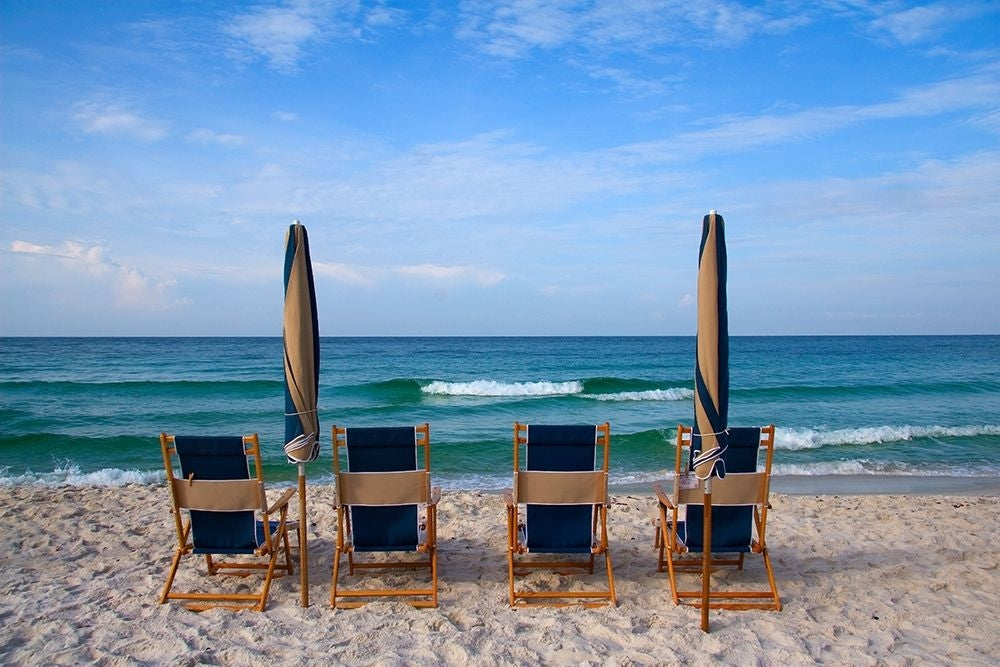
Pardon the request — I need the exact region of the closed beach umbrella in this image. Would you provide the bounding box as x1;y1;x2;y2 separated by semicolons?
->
693;209;729;631
283;220;320;607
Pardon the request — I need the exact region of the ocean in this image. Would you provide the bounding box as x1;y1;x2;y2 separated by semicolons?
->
1;336;998;490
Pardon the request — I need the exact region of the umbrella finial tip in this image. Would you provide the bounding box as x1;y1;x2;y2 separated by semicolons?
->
709;209;717;215
293;219;301;225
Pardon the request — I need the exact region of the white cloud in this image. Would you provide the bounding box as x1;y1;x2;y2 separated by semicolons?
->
313;261;377;286
457;0;576;58
868;2;996;45
871;4;951;44
457;1;810;60
11;239;108;273
397;263;505;287
186;128;246;146
612;69;1000;163
222;131;642;226
225;4;320;71
224;0;362;73
115;266;181;309
312;260;504;289
582;64;669;98
9;240;50;254
1;161;151;216
365;3;408;29
736;151;1000;234
272;110;299;122
9;240;186;311
72;101;168;141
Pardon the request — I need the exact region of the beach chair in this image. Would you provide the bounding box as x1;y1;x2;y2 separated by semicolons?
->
653;424;781;612
330;423;440;608
158;433;296;612
504;422;617;607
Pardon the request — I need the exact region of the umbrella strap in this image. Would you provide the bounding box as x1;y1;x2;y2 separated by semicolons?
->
692;428;729;437
284;409;318;416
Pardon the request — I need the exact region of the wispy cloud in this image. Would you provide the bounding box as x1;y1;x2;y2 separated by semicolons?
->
72;101;168;141
1;161;149;216
868;2;997;45
313;261;377;287
224;1;325;72
313;260;505;289
9;240;186;310
457;0;576;59
224;131;642;225
365;3;408;29
223;0;394;73
396;263;505;287
186;128;247;147
457;0;809;60
730;150;1000;237
612;68;1000;163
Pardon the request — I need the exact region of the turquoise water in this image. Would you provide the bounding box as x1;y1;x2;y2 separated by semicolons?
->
1;336;998;488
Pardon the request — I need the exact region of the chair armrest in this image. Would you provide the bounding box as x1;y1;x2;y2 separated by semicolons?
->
430;486;442;505
266;488;297;515
653;483;676;509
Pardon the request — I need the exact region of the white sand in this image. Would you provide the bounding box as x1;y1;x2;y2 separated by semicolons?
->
1;485;999;665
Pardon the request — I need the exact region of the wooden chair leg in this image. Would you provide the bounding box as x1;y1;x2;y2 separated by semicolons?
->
507;550;517;607
282;528;294;575
605;550;617;606
430;548;439;608
330;549;342;608
160;548;184;604
763;548;782;611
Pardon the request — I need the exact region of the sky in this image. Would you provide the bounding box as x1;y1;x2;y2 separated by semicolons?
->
1;1;999;336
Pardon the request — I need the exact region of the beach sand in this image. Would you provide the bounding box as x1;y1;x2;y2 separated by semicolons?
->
1;485;998;665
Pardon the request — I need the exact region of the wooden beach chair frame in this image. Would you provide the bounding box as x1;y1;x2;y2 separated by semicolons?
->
505;422;617;608
330;423;440;608
653;424;781;612
159;433;296;612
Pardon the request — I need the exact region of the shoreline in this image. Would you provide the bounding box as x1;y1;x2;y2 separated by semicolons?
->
3;473;1000;496
612;474;1000;496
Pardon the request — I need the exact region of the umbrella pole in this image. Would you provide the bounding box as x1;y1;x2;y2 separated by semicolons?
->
701;477;712;632
298;462;309;607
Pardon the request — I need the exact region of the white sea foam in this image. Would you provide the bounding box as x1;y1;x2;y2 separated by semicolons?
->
0;464;163;487
771;461;1000;476
587;388;693;402
778;424;1000;450
609;462;1000;481
422;380;583;397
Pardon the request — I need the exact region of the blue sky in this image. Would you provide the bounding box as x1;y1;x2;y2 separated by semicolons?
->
2;1;998;336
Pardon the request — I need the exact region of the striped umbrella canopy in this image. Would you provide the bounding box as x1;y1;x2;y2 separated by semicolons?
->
693;209;729;632
693;210;729;480
283;220;320;607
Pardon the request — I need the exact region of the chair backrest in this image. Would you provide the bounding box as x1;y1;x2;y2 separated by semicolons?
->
514;423;610;554
161;434;268;555
333;424;430;551
675;425;775;552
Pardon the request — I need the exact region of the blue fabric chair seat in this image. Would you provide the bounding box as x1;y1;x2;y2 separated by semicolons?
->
676;507;754;554
345;427;421;551
681;427;762;552
524;425;597;554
